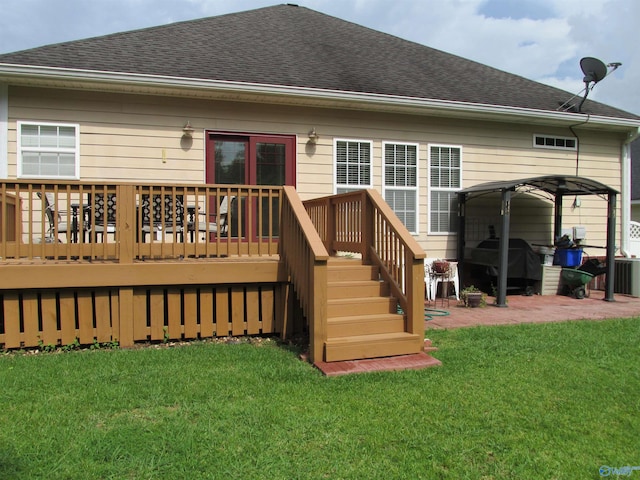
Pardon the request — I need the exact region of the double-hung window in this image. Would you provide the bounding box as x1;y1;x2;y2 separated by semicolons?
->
429;144;461;234
383;142;418;233
17;122;79;179
335;139;372;193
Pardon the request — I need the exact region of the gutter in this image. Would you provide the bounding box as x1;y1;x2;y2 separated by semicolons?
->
1;63;640;130
620;127;640;258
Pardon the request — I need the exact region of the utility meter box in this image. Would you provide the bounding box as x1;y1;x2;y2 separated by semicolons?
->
573;225;586;241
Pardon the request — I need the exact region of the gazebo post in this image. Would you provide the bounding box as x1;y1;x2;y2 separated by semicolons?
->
554;194;563;242
604;192;617;301
457;193;467;287
495;188;511;307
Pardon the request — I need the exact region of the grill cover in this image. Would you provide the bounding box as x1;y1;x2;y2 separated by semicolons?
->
468;238;542;282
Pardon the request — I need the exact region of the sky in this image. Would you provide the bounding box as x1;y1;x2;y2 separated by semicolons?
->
0;0;638;116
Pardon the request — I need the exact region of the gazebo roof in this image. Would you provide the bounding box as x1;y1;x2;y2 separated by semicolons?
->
459;175;618;197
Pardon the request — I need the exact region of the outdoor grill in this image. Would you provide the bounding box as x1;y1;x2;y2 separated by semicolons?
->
467;238;542;295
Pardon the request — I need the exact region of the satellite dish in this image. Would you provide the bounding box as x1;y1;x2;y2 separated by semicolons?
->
577;57;609;112
558;57;622;113
580;57;608;84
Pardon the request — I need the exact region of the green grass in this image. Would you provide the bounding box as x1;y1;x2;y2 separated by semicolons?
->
1;319;639;479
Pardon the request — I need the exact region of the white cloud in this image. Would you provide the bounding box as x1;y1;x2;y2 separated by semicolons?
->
376;0;640;115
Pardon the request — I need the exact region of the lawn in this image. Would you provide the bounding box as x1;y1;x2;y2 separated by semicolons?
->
0;318;638;479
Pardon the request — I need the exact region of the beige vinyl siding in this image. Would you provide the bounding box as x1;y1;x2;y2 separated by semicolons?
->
460;126;621;254
6;86;625;260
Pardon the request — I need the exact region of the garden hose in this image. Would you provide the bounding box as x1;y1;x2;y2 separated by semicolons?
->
424;307;450;321
397;305;450;321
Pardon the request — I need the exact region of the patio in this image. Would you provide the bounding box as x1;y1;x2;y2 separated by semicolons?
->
424;289;640;329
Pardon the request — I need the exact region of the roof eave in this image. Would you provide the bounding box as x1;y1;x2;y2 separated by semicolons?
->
1;64;639;132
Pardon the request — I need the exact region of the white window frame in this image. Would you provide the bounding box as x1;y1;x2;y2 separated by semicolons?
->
17;121;80;179
428;144;462;235
334;138;373;194
533;134;577;151
382;141;419;234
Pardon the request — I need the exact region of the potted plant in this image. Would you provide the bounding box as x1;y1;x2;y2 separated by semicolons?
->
431;260;450;274
460;285;485;308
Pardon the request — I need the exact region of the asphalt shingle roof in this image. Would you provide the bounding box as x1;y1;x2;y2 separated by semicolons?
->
0;4;637;120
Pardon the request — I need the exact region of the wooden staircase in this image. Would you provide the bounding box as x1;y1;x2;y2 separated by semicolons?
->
324;257;423;362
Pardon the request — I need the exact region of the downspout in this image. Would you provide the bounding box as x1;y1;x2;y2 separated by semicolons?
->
620;127;640;258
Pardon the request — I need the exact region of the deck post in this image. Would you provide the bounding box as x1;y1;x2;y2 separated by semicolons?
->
309;259;328;364
276;282;290;339
406;251;425;337
118;287;134;347
118;184;135;264
362;191;374;263
326;198;336;255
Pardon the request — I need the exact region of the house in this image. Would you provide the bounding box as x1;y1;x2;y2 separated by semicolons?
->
0;4;639;365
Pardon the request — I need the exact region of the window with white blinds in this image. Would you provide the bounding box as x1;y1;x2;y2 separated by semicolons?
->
383;142;418;233
335;139;372;194
429;145;461;233
17;122;79;179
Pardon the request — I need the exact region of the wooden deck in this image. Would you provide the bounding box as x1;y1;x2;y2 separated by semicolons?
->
0;255;288;350
0;182;426;366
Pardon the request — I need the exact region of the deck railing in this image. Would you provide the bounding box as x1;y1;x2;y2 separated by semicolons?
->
0;180;288;350
304;189;425;336
0;181;424;358
0;181;282;262
279;186;329;363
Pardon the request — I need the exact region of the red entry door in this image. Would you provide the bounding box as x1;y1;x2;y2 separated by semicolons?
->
206;133;296;237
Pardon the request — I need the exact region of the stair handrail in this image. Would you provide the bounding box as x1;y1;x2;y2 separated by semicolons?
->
279;186;330;363
304;189;425;337
365;189;425;336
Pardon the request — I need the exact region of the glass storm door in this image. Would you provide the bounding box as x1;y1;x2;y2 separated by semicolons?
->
206;134;295;238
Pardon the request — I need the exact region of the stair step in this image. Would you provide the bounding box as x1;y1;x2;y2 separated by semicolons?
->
327;296;397;317
327;264;379;282
327;313;405;337
314;352;442;376
324;332;423;362
327;280;389;299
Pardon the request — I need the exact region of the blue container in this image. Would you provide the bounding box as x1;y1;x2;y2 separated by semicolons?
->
553;248;583;267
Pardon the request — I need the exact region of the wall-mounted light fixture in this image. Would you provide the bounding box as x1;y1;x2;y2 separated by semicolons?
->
182;121;195;138
308;128;319;144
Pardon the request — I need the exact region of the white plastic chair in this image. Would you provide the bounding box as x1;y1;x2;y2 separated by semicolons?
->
424;258;438;301
197;196;234;237
430;261;460;301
